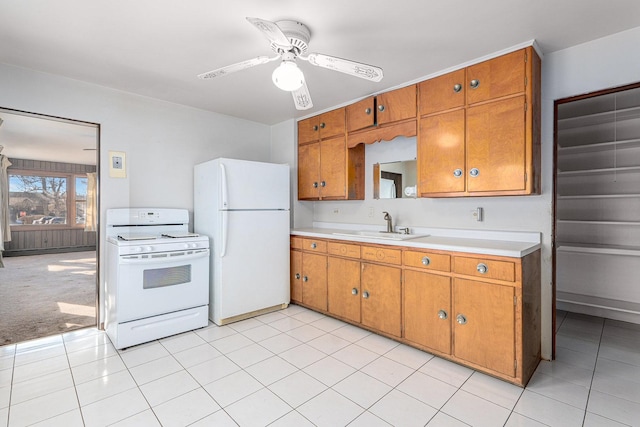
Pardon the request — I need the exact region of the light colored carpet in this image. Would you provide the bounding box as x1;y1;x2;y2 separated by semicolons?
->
0;251;97;346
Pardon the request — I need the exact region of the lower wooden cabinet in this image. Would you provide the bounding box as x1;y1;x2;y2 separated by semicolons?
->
361;263;402;337
453;278;516;377
290;235;541;386
327;256;361;323
403;269;451;354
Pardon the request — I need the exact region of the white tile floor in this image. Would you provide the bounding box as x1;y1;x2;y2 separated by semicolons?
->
1;305;640;426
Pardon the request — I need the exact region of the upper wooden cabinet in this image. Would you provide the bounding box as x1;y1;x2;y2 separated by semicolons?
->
298;136;347;200
346;85;417;133
417;46;541;197
418;69;466;116
298;108;346;145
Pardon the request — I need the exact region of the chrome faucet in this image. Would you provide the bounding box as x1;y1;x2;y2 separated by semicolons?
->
382;211;393;233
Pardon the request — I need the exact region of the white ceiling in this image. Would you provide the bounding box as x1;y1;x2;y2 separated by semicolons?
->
0;0;639;163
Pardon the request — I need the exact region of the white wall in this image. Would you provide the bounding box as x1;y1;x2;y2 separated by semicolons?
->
298;26;640;360
0;63;272;324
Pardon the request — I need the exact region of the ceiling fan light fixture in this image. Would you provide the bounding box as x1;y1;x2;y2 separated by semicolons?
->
272;60;304;91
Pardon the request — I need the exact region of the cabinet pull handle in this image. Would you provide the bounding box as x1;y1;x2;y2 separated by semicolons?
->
320;181;326;187
453;168;463;178
476;263;488;274
320;122;326;129
469;168;479;177
470;79;480;89
313;125;319;131
438;310;448;320
453;84;462;93
378;105;385;112
310;242;317;249
365;108;372;115
362;291;370;299
313;182;318;188
302;276;309;282
295;273;301;280
351;288;359;296
456;314;467;324
421;256;431;266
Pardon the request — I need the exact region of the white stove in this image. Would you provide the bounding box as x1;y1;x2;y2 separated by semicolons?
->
105;208;210;349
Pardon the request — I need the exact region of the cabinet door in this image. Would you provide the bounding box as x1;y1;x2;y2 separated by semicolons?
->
404;270;451;354
466;49;525;105
346;97;375;132
376;85;417;126
319;108;346;140
290;250;303;303
319;136;347;199
298;142;320;199
453;278;515;377
327;257;361;323
361;263;401;337
419;69;466;116
298;116;320;144
466;95;526;193
302;252;327;311
418;109;465;195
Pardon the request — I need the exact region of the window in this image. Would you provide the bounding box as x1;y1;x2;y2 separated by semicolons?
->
9;171;88;228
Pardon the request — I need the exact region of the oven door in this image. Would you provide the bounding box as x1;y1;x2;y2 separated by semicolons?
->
115;248;210;322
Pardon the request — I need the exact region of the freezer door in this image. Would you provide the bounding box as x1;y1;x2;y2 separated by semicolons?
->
219;158;290;210
213;210;290;323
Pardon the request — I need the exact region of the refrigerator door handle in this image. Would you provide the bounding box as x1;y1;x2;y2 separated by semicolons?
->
221;210;228;257
220;162;228;209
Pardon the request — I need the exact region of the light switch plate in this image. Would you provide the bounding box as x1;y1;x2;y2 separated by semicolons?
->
109;150;126;178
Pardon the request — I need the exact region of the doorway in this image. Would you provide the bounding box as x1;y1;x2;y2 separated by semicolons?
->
0;108;99;346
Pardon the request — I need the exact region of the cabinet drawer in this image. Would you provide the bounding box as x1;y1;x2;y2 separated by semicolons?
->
302;238;327;253
327;242;361;259
361;246;402;265
403;250;450;272
453;257;515;282
291;236;304;250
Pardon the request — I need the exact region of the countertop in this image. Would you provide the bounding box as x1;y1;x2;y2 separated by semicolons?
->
291;222;541;258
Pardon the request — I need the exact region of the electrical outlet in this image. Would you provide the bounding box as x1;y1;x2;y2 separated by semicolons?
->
109;150;126;178
368;207;375;218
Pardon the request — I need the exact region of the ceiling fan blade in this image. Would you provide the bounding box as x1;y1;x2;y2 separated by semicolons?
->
292;81;313;110
246;17;293;51
197;56;275;79
304;53;384;82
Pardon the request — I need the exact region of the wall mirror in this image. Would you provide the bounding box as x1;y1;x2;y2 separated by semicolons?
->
374;160;417;199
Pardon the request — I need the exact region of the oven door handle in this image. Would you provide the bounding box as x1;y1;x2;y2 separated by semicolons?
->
120;249;210;265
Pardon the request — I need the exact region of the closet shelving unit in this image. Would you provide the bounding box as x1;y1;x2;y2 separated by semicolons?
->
555;84;640;322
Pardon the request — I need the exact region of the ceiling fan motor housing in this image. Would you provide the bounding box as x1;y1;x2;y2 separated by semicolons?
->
272;20;310;55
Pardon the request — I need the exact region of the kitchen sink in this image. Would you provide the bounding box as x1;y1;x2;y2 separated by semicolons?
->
331;231;427;241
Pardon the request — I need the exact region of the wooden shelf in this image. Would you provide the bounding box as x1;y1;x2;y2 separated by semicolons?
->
557;165;640;176
556;242;640;257
558;138;640;154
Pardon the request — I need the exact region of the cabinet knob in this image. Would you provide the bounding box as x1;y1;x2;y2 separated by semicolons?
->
295;273;301;280
470;79;480;89
469;168;479;177
365;108;372;115
362;291;370;299
453;84;462;93
302;276;309;282
453;168;463;178
456;314;467;324
310;242;317;249
320;181;326;187
313;125;319;131
351;288;359;296
320;122;326;129
378;105;385;112
438;309;448;320
476;263;488;274
421;256;431;266
313;182;319;188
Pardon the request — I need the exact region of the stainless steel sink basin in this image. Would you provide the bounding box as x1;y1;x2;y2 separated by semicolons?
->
332;231;427;241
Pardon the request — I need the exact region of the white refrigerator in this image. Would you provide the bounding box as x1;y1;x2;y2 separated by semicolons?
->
194;158;291;325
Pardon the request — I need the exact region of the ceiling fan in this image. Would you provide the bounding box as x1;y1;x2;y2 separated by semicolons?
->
198;17;384;110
